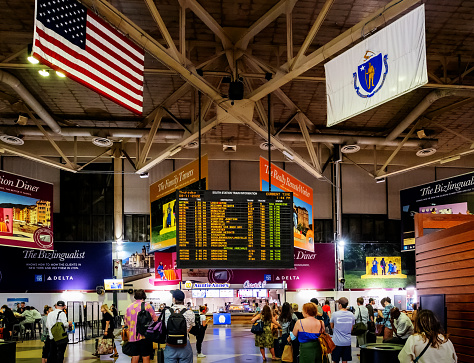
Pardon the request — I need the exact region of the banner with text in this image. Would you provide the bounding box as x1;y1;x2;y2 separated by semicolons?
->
0;242;112;292
400;171;474;251
325;5;427;127
0;170;54;250
260;157;314;252
150;156;208;252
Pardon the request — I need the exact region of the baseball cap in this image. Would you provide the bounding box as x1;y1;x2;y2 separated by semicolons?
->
336;297;348;306
56;301;66;307
170;289;185;301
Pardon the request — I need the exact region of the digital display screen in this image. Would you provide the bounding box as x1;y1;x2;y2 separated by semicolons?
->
205;290;220;298
192;290;206;298
176;190;294;269
219;290;234;298
104;279;123;290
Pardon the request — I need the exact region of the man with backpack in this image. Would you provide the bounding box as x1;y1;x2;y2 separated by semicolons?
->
46;300;72;363
163;290;195;363
124;289;158;363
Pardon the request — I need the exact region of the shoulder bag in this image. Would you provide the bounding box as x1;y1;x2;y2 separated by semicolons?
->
318;323;336;355
251;319;264;335
413;341;430;363
351;308;367;336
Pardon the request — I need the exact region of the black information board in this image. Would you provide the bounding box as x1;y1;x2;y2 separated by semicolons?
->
176;190;294;269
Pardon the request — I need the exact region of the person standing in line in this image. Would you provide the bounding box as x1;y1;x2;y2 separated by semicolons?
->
196;305;210;358
398;310;457;363
0;305;16;340
330;297;355;363
46;301;72;363
310;298;324;318
366;299;375;323
251;304;281;361
163;290;195;363
378;297;394;341
354;298;369;347
255;303;261;313
384;307;414;345
292;304;304;320
124;290;158;363
41;305;53;363
100;304;119;359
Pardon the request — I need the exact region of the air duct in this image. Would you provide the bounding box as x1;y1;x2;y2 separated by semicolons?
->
0;70;61;134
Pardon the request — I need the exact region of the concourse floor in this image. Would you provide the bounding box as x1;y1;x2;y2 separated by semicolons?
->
14;326;369;362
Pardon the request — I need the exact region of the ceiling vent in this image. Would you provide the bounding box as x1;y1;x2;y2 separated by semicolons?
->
223;143;237;152
416;148;437;157
259;142;276;151
184;140;199;149
0;135;24;146
341;144;361;154
92;137;113;148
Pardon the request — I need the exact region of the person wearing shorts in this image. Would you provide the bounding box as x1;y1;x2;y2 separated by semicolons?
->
124;289;158;363
330;297;355;363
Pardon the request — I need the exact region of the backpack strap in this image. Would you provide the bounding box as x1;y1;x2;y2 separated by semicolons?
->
413;341;430;363
180;308;187;315
141;301;146;312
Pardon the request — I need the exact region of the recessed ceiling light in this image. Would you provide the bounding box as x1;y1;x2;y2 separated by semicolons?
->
341;144;360;154
0;135;24;146
92;137;113;148
184;140;199;149
259;142;276;151
416;148;436;157
38;69;50;77
56;71;66;78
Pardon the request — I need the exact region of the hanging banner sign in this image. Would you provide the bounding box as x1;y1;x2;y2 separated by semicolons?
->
0;170;54;250
325;5;427;127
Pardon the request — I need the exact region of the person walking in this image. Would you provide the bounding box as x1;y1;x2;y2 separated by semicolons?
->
124;290;158;363
290;303;328;363
330;297;355;363
46;300;72;363
384;307;414;345
354;297;369;347
398;310;457;363
251;304;281;361
41;305;53;363
163;290;195;363
195;305;210;358
101;304;119;359
378;297;394;341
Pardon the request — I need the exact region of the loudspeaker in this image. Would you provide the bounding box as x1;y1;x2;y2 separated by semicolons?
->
96;286;105;295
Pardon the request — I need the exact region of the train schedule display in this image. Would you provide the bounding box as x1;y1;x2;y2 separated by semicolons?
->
177;190;294;269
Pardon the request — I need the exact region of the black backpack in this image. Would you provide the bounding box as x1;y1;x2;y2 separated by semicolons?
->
136;302;153;337
166;308;188;346
189;312;202;336
322;311;330;327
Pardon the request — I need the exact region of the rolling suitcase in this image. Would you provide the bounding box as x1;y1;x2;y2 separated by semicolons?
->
156;348;164;363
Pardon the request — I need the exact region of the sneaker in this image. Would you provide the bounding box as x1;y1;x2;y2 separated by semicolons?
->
197;353;206;358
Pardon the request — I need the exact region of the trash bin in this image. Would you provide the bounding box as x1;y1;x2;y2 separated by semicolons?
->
360;343;403;363
0;341;16;363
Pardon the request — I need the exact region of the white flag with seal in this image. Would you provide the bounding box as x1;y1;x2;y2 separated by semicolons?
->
325;5;427;127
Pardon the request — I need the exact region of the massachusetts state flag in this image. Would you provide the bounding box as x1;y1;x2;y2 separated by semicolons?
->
32;0;144;114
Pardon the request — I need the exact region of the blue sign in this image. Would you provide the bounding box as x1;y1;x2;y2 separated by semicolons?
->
264;274;272;281
0;242;112;292
353;51;388;98
213;313;231;325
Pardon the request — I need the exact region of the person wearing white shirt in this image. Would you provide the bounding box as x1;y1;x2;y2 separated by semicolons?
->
398;309;457;363
46;301;71;363
354;297;369;346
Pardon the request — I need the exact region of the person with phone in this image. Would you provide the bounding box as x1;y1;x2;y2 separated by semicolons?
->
196;306;210;358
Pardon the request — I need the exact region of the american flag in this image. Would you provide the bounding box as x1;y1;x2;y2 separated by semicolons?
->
32;0;144;115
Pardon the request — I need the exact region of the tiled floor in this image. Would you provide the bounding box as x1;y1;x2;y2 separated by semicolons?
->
12;326;367;362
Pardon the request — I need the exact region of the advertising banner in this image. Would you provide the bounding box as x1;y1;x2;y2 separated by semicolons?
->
400;171;474;251
184;244;336;290
344;243;415;289
260;157;314;252
324;5;427;127
0;242;112;292
0;170;54;250
150;156;208;252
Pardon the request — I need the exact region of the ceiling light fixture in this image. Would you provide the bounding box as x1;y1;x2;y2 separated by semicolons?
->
27;44;39;64
56;71;66;78
0;135;24;146
440;155;461;164
376;178;386;184
139;172;149;178
169;146;182;156
38;69;50;77
282;150;294;160
341;144;361;154
416;148;437;157
92;137;113;148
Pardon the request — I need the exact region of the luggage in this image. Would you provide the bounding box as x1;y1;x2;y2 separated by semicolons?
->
95;337;114;355
0;327;3;339
156;347;165;363
366;331;377;343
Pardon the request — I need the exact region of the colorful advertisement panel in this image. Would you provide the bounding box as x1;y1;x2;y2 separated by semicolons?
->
0;242;112;292
259;157;314;252
344;243;415;289
150;156;208;252
400;171;474;251
184;244;336;290
0;170;54;250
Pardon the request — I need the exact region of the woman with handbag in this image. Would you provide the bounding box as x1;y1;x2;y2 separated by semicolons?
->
278;302;298;362
354;298;369;346
99;304;119;359
289;303;329;363
377;297;394;341
251;305;281;361
41;305;52;363
398;309;457;363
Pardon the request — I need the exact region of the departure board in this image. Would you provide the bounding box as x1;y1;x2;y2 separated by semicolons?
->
176;190;294;269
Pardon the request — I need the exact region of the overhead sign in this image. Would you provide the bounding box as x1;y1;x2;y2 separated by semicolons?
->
0;170;54;250
325;5;427;127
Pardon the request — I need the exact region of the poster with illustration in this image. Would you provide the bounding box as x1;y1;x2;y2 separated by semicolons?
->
150;156;208;252
0;171;53;250
259;157;314;252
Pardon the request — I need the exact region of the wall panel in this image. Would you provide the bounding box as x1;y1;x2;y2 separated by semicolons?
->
124;161;150;214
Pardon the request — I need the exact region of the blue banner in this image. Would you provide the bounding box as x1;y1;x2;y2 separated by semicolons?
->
0;242;112;291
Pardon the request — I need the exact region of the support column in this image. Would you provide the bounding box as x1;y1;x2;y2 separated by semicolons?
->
333;146;344;290
113;145;123;266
